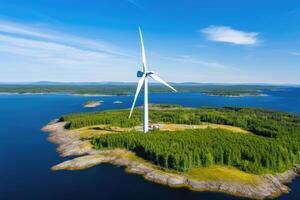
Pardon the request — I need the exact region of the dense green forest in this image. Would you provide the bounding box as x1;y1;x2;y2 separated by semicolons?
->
60;105;300;174
0;83;280;96
92;129;300;174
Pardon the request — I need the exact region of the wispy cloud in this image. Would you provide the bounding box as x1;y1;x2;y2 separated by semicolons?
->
0;20;54;39
126;0;144;9
164;55;225;69
289;51;300;56
0;19;140;81
201;26;259;45
0;20;134;66
0;34;112;65
0;20;129;57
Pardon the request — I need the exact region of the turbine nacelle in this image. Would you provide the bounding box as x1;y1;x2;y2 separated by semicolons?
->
136;70;154;78
136;70;144;77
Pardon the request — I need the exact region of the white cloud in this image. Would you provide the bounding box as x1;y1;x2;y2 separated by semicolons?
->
0;20;136;64
164;55;225;69
289;52;300;56
0;20;54;39
0;20;140;82
0;20;130;57
0;34;112;65
201;26;259;45
126;0;144;9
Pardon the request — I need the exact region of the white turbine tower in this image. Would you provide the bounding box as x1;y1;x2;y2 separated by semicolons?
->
129;27;177;133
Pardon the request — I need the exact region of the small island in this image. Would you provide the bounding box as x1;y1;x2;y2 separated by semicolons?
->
113;100;123;104
42;105;300;199
83;100;102;108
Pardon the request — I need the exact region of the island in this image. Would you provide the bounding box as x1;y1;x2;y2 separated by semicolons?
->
83;100;103;108
113;100;123;104
42;105;300;199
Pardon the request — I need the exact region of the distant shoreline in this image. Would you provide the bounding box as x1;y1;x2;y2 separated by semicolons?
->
207;93;269;97
73;93;116;97
0;92;49;95
0;84;291;98
0;92;119;96
0;92;269;97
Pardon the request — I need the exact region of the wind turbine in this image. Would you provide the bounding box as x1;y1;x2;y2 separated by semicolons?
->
129;27;177;133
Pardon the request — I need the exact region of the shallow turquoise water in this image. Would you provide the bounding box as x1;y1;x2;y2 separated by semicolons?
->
0;88;299;200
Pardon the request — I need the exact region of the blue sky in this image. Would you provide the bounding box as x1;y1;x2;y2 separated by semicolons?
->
0;0;299;84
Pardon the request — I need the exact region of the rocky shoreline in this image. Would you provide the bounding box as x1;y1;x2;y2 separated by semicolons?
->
42;120;299;199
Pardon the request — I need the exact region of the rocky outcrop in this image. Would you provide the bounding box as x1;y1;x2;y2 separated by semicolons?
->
83;101;102;108
42;121;299;199
294;164;300;174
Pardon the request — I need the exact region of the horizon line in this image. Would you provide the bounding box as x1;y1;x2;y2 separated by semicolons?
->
0;81;299;86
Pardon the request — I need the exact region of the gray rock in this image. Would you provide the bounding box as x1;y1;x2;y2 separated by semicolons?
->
167;175;186;186
294;164;300;174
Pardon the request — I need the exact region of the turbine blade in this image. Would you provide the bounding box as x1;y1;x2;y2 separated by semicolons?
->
129;74;146;118
149;73;177;92
139;27;147;72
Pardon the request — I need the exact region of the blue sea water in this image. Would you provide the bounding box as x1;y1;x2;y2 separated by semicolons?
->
0;88;299;200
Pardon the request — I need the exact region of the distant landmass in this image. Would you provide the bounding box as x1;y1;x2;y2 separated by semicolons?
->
0;82;293;96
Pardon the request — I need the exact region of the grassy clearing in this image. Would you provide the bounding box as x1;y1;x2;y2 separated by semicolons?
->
159;123;251;134
185;166;261;185
77;125;133;138
76;122;251;139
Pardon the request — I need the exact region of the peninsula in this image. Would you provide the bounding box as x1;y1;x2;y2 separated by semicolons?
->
42;105;300;199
